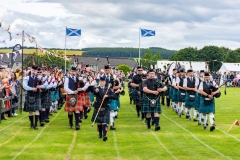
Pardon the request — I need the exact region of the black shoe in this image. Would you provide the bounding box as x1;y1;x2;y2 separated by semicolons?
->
130;101;132;104
210;125;215;131
40;122;45;127
70;125;73;129
198;122;202;126
155;125;161;131
99;134;103;138
57;107;61;110
206;123;208;126
79;119;82;123
186;115;190;119
84;115;88;119
76;125;80;130
30;124;34;129
87;107;91;113
189;117;192;121
151;121;155;126
110;125;116;130
33;125;38;130
49;113;53;116
181;112;185;115
103;136;108;141
203;126;207;130
194;118;198;122
167;105;170;108
45;119;50;123
115;115;118;118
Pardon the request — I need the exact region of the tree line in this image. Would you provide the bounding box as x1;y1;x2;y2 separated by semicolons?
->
169;46;239;71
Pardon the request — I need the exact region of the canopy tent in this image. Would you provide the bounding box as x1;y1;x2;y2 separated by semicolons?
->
157;61;208;75
218;63;240;73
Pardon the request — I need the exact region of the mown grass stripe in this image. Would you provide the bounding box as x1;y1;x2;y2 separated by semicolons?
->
12;111;60;160
0;115;27;132
0;128;22;147
216;128;240;143
162;113;232;160
112;130;121;159
129;105;177;160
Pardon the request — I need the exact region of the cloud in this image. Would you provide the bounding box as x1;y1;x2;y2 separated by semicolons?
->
1;0;240;50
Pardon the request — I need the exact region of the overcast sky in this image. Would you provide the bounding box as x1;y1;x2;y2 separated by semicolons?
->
1;0;240;50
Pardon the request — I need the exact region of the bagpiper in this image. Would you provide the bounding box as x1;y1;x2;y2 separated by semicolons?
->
91;77;117;141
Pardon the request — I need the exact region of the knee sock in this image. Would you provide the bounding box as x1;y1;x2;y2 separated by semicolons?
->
110;112;115;126
79;111;83;119
35;115;39;126
74;113;80;126
115;111;118;117
68;113;73;125
167;98;170;106
46;108;50;119
154;117;160;127
141;112;145;120
209;114;214;126
203;115;207;126
146;117;151;128
194;110;197;119
151;112;154;121
98;124;102;136
41;110;46;122
102;124;108;137
136;105;140;116
29;115;33;126
84;107;88;116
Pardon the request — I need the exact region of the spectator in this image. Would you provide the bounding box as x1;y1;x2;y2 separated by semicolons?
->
9;72;20;116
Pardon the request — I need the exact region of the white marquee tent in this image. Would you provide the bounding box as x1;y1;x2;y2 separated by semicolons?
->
218;63;240;73
157;61;208;75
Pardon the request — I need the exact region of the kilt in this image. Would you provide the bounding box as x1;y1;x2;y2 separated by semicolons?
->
91;107;110;124
194;93;201;111
169;86;173;99
64;94;84;112
110;99;118;110
171;88;179;102
142;95;161;113
178;90;186;102
133;89;140;105
89;92;94;102
24;93;41;112
41;92;52;109
164;86;170;97
139;95;144;107
84;92;91;107
51;91;57;102
199;97;215;114
116;96;120;108
185;92;196;108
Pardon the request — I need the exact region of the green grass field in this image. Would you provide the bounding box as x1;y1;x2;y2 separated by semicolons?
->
0;87;240;160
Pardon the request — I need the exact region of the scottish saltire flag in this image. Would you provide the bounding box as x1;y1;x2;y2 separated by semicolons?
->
66;28;81;36
141;28;155;37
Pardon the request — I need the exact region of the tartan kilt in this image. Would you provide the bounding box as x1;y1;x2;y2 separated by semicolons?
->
89;92;94;102
163;86;170;97
133;90;140;105
24;93;41;112
185;92;196;109
139;95;144;107
194;93;201;111
142;96;161;113
41;92;52;109
64;94;84;112
116;96;120;108
171;88;179;102
177;90;186;102
91;107;110;124
199;97;215;114
84;92;91;107
110;99;118;111
51;91;57;102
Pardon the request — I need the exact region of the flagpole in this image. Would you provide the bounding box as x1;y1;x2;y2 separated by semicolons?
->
64;27;67;73
20;30;24;114
139;27;141;62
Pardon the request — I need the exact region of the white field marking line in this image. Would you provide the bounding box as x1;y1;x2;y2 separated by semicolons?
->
216;128;240;143
129;105;177;160
0;115;27;132
162;114;232;160
65;130;77;160
112;130;121;160
12;111;60;160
